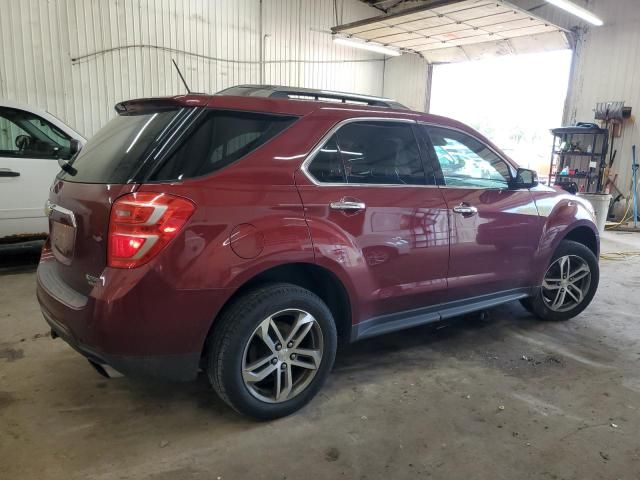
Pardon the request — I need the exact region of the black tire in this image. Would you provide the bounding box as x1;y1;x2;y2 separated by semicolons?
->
519;297;534;313
206;283;337;420
525;240;599;321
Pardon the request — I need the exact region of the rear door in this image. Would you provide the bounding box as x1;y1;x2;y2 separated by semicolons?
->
420;124;542;301
0;106;74;240
296;119;449;322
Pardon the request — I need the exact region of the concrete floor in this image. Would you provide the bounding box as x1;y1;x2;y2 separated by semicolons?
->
1;232;640;480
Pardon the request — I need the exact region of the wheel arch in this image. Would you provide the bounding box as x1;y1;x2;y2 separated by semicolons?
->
532;217;600;287
201;262;354;360
561;224;599;257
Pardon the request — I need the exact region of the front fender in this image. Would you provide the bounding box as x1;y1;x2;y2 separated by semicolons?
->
532;188;599;283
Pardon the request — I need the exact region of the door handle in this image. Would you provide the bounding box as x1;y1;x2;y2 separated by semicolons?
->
0;169;20;177
330;200;366;211
452;203;478;216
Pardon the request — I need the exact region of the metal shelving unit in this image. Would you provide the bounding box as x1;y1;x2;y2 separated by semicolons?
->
548;126;609;194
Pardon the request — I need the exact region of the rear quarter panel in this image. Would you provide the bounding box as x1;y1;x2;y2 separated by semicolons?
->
129;113;338;351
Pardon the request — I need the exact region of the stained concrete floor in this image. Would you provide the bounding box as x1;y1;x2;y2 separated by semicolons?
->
1;232;640;480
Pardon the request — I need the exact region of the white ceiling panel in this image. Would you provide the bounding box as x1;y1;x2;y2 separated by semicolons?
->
466;10;533;27
481;18;545;33
430;0;495;15
374;32;426;43
394;37;442;48
333;0;569;63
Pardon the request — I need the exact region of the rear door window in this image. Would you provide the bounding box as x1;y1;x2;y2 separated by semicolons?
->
306;136;345;183
151;110;297;181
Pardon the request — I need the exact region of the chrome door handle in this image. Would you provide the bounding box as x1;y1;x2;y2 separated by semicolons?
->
330;200;366;211
452;203;478;215
0;168;20;177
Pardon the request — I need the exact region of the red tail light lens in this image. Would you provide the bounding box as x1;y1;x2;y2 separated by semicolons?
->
108;192;195;268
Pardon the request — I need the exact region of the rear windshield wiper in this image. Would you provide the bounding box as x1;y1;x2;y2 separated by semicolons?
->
58;157;77;176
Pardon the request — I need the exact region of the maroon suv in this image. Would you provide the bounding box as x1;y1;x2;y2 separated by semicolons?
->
37;85;600;419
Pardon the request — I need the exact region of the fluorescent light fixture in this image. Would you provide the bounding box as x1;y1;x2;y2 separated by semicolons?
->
333;36;401;57
545;0;603;26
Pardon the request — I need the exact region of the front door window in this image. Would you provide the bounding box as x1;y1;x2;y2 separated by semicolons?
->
425;126;511;189
0;107;72;160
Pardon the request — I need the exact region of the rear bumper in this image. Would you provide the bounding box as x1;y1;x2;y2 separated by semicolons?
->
41;305;200;381
36;256;233;382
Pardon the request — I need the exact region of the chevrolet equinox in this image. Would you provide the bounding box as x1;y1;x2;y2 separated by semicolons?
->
37;85;600;419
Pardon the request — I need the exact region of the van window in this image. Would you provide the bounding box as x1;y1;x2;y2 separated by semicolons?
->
0;107;72;160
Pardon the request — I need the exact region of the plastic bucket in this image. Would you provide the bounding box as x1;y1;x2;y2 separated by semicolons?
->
578;193;611;233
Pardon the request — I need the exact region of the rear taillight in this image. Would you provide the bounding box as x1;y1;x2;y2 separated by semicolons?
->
108;192;195;268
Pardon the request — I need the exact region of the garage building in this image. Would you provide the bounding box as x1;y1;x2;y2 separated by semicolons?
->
1;1;640;479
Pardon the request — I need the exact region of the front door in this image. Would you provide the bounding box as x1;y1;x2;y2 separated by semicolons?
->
296;119;449;322
0;106;74;240
421;125;543;301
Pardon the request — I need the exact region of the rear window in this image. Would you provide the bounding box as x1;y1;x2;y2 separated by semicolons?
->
150;110;297;181
59;110;182;183
59;108;297;183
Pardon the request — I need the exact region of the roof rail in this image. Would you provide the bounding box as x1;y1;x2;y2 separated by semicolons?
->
217;84;407;109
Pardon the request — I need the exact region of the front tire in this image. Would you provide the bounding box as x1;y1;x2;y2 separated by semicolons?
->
206;283;337;420
523;240;599;321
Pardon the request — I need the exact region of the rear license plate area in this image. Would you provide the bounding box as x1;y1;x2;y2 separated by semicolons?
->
51;221;76;264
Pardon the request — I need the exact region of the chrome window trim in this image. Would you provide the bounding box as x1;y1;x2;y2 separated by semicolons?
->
299;117;441;189
417;121;517;189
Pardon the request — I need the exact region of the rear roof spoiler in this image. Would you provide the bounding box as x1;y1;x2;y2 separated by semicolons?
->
217;84;407;109
114;95;210;114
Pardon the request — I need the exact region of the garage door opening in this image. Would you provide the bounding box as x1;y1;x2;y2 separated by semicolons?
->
430;49;573;183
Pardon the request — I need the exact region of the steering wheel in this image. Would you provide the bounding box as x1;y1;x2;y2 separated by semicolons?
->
15;134;32;151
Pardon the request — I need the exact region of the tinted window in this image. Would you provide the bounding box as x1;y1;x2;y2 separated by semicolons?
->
151;111;297;181
424;126;512;189
59;110;182;183
307;121;427;185
0;107;72;159
307;135;345;183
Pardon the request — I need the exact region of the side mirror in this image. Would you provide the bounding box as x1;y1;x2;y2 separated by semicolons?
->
512;168;538;189
70;139;82;156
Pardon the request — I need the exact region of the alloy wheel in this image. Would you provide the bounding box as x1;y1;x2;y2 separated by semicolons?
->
542;255;592;313
241;309;324;403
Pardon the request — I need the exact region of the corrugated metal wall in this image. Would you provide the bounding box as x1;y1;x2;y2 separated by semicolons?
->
263;0;385;92
0;0;384;137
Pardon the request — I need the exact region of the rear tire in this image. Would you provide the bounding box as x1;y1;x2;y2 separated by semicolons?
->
525;240;599;321
519;297;534;313
206;283;337;420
